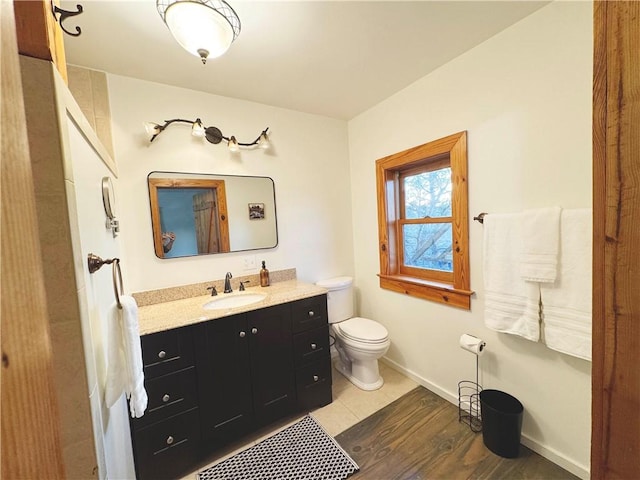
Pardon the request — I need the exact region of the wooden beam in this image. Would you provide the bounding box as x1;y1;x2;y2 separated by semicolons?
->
1;0;66;477
592;1;640;478
13;0;67;82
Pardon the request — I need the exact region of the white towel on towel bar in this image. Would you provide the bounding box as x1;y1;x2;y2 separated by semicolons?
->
104;295;148;417
483;213;540;341
541;208;592;360
520;207;561;283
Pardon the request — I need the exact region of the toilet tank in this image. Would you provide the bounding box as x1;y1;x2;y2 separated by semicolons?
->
316;276;354;324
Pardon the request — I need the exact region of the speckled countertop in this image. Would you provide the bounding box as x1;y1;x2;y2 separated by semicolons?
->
137;279;327;335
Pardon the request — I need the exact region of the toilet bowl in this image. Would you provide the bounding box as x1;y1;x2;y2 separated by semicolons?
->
316;277;390;391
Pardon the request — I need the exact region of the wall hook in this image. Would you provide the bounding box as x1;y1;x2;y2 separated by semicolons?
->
51;1;84;37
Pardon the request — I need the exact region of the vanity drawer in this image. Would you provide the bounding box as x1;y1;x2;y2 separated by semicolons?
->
295;358;332;410
141;326;194;379
131;366;198;429
132;408;201;480
294;325;330;366
291;295;328;333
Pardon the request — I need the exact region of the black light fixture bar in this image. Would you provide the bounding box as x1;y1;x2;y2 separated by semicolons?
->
146;118;270;150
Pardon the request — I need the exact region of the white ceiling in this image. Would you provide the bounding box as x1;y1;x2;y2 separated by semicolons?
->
61;0;549;120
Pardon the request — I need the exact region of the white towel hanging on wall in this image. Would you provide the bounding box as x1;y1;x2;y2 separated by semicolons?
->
104;295;148;417
520;206;561;283
483;213;541;341
540;208;592;361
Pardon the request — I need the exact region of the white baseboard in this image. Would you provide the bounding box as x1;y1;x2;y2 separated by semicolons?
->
379;357;590;480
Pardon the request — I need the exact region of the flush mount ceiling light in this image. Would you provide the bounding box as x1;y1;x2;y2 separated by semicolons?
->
144;118;270;151
157;0;241;64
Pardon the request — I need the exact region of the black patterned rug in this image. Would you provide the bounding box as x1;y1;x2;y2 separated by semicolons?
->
197;415;359;480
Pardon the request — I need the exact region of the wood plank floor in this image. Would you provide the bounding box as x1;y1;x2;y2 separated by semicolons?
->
335;386;579;480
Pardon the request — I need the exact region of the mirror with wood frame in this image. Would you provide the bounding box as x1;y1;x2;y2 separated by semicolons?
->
148;171;278;258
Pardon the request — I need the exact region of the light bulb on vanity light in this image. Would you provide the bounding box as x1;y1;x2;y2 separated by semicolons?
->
191;118;205;137
228;136;240;152
144;122;161;136
258;131;270;149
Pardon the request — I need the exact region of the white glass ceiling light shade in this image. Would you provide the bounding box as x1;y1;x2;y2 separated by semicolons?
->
157;0;241;64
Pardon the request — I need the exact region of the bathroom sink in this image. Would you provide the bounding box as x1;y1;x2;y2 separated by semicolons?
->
203;292;267;310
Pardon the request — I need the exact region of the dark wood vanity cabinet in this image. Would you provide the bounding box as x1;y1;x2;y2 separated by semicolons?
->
129;326;201;480
193;311;254;447
246;304;297;426
291;295;332;410
129;294;332;479
193;303;297;447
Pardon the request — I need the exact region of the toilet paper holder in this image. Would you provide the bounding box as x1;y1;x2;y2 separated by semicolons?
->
458;334;485;433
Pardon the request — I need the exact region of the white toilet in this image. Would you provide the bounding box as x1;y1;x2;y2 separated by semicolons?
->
316;276;390;391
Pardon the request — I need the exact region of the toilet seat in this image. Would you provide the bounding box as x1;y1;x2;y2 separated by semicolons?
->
335;317;388;344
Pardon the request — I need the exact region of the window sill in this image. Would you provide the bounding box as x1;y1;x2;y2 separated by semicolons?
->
378;274;473;310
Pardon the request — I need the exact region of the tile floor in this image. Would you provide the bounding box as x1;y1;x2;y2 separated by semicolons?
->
183;360;418;479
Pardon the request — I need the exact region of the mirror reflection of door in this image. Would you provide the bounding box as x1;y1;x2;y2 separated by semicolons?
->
193;190;221;254
148;178;230;258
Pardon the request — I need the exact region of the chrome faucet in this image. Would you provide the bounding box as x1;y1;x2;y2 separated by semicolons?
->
224;272;233;293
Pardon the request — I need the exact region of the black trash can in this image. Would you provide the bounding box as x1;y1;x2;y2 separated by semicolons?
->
479;389;523;458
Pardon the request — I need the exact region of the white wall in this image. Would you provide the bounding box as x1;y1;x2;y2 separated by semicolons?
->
64;115;135;478
107;76;354;292
106;1;592;475
348;1;592;477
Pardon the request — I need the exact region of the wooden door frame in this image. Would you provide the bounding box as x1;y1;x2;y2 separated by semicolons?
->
1;1;65;477
148;177;231;258
591;1;640;478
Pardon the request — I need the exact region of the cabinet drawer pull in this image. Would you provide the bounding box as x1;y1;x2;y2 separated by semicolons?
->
311;343;317;350
313;375;319;382
251;328;258;334
162;394;170;403
166;436;174;445
239;331;246;338
158;350;166;359
308;310;314;317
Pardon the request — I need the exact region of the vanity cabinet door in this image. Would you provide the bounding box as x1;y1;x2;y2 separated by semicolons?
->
141;326;195;379
247;303;296;427
131;408;200;480
291;295;332;411
294;325;330;366
296;357;333;410
291;295;328;333
194;315;253;446
131;366;198;429
131;326;200;480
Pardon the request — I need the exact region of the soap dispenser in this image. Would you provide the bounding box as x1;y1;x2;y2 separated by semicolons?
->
260;261;270;287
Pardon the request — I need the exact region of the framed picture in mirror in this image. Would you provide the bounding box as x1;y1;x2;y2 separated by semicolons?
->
249;203;265;219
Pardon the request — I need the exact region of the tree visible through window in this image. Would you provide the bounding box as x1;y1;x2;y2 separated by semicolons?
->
376;132;472;309
401;166;453;273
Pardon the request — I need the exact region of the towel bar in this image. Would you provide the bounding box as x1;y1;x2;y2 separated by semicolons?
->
473;212;488;224
87;253;124;309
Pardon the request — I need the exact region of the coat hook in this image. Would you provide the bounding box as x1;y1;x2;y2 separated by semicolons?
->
51;1;84;37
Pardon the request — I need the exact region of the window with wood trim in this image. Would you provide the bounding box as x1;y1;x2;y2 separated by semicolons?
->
376;131;472;309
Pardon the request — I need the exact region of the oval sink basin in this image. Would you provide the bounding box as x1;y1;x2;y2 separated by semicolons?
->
203;292;267;310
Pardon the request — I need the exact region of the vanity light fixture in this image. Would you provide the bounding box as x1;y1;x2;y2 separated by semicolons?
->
156;0;241;64
144;118;270;151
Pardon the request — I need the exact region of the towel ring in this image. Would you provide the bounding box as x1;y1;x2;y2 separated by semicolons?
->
87;253;124;309
112;259;123;309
